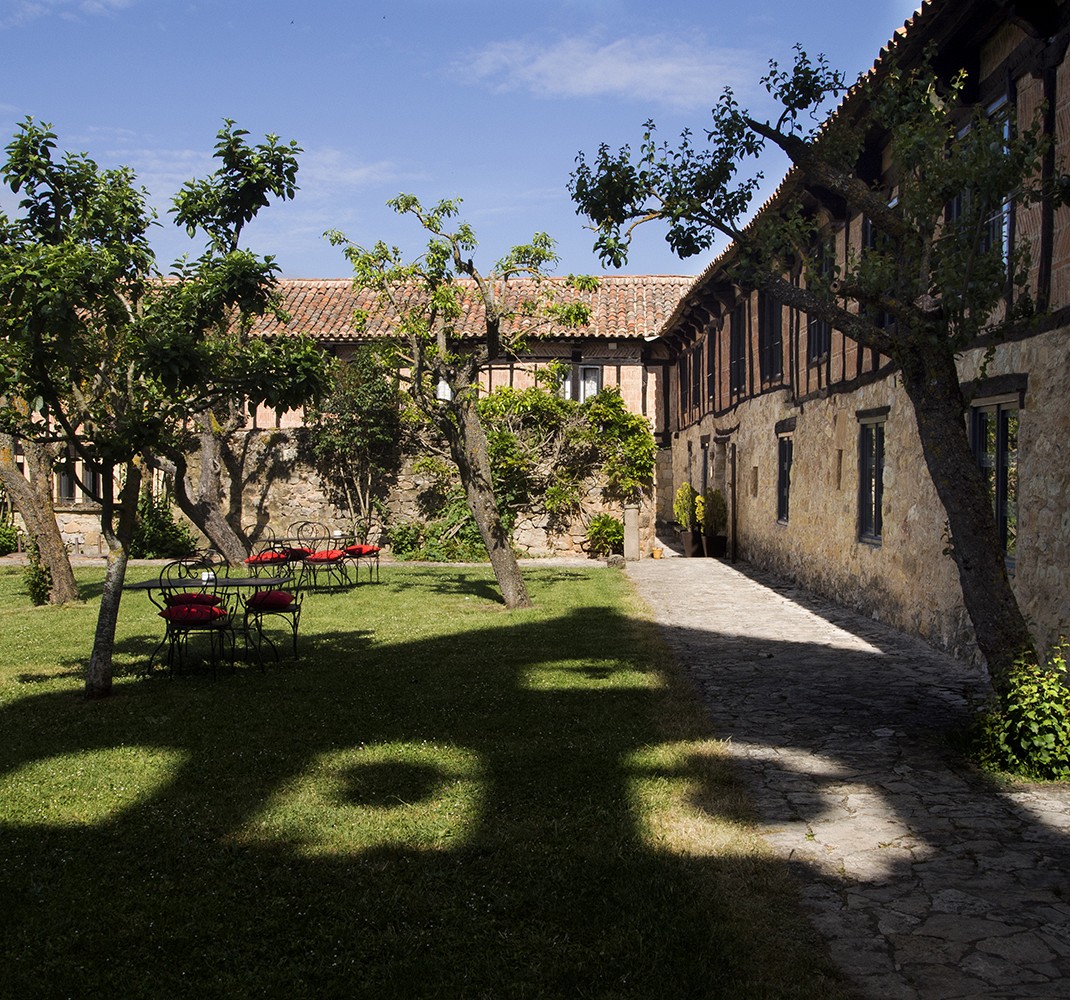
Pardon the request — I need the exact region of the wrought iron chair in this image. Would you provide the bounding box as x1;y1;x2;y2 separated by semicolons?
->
242;572;304;665
344;542;381;583
300;520;349;590
156;557;235;677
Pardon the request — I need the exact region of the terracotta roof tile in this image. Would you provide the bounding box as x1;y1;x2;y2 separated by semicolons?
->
251;275;694;343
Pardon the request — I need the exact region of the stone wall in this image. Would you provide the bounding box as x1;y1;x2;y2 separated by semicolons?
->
201;429;655;559
669;323;1070;659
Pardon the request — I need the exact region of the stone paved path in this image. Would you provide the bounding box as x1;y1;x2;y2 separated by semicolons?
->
626;556;1070;1000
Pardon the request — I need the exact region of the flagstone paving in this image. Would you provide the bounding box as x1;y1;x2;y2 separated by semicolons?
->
627;555;1070;1000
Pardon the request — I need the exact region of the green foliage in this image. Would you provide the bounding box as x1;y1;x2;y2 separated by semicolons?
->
474;384;655;534
0;514;17;556
704;488;728;535
585;513;624;557
307;347;402;540
570;46;1048;351
389;485;487;563
22;540;51;606
673;483;698;530
129;485;195;559
974;643;1070;781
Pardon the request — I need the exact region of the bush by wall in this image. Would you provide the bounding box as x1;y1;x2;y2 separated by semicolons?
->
973;642;1070;781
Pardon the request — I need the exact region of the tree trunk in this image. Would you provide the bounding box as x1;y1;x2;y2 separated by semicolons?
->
900;347;1034;693
442;396;532;609
85;461;142;698
0;433;80;604
158;425;249;564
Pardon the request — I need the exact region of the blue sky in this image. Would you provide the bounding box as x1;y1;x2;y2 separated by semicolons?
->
0;0;921;279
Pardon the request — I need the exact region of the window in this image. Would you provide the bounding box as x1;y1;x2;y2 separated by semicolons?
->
56;447;77;503
970;398;1018;562
729;302;747;396
678;353;690;413
806;250;832;363
858;418;885;542
706;329;716;402
690;345;702;410
563;364;602;403
947;97;1012;271
777;436;793;523
759;292;783;383
862;207;897;332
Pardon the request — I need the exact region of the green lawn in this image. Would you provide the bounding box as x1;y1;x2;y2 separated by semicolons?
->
0;562;850;1000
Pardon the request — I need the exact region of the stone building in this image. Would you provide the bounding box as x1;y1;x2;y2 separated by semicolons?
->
656;0;1070;656
228;274;692;557
16;275;692;557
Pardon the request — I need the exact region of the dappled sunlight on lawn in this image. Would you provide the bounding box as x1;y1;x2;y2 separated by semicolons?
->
235;742;484;857
520;657;666;690
626;740;761;858
0;746;188;827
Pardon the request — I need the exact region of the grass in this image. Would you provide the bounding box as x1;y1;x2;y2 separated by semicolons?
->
0;561;851;1000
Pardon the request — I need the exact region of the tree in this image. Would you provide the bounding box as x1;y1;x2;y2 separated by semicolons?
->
306;346;402;542
0;119;328;697
0;432;79;603
147;122;327;564
570;47;1050;691
328;195;597;609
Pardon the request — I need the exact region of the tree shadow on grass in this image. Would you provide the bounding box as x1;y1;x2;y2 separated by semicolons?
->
0;580;853;1000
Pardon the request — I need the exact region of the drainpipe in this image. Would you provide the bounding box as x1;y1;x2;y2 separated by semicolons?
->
729;442;737;563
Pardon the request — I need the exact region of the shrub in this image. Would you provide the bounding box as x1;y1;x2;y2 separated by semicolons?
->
23;541;51;605
586;513;624;557
130;486;195;559
0;517;17;556
673;483;698;529
974;642;1070;781
704;488;728;535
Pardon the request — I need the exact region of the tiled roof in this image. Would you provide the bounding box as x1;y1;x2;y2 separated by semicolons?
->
250;275;694;343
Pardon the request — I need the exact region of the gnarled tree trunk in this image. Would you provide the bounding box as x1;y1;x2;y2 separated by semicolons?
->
440;392;532;610
0;433;80;604
901;346;1033;693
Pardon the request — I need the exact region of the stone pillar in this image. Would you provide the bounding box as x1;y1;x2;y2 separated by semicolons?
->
624;504;640;561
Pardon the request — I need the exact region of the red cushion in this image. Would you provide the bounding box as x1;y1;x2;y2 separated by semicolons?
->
246;590;295;611
344;544;380;556
159;604;228;623
164;592;221;607
245;550;287;565
308;549;344;562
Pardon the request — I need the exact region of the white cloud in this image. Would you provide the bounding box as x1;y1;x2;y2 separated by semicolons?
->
0;0;135;29
462;34;758;110
297;147;404;196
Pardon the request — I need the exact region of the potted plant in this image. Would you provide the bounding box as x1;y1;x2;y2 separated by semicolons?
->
672;483;703;557
702;487;728;557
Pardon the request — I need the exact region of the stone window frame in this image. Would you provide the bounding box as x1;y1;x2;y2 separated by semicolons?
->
774;417;796;525
969;391;1021;570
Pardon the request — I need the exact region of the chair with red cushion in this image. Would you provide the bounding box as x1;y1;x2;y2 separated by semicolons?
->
242;581;303;664
157;558;235;677
243;542;291;575
298;521;349;590
343;542;381;583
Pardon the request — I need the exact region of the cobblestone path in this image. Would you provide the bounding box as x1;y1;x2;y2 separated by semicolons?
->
627;556;1070;1000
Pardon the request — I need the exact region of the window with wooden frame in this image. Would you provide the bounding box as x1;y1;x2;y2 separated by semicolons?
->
758;291;783;383
806;249;832;363
729;301;747;397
